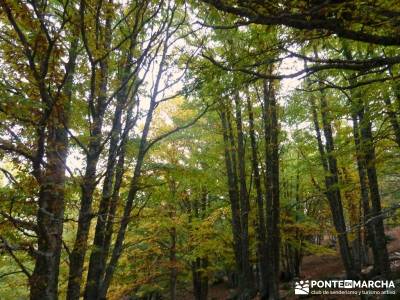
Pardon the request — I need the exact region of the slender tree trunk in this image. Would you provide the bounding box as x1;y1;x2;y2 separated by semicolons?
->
233;95;254;298
192;257;208;300
188;189;208;300
67;72;108;300
342;167;362;271
98;99;156;298
67;3;112;298
85;4;154;293
191;193;209;300
95;103;136;292
99;150;144;299
262;79;280;299
358;105;390;277
169;226;177;300
84;68;136;299
84;98;123;300
342;44;389;275
351;112;378;268
390;77;400;116
246;97;268;296
310;95;357;279
314;46;356;279
220;108;243;285
293;170;302;278
100;120;130;270
98;22;175;297
383;97;400;147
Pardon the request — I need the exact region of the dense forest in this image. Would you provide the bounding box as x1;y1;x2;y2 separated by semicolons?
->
1;0;400;299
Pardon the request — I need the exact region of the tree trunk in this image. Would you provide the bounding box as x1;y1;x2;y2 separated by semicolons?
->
310;94;357;279
383;97;400;147
67;3;112;298
67;69;108;300
98;99;156;299
30;109;68;300
29;37;78;300
95;103;136;293
84;104;123;299
191;193;209;300
169;226;177;300
192;257;208;300
233;95;254;298
358;105;390;277
351;112;377;268
220;108;243;285
262;79;280;299
246;97;268;296
98;21;175;297
342;43;389;275
84;71;131;300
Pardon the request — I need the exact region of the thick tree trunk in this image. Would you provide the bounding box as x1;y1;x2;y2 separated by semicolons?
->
29;37;78;300
30;111;68;300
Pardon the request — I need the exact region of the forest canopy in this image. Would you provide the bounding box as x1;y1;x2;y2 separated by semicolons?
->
0;0;400;299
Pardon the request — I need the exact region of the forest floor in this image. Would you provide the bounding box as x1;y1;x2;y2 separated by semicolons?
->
201;227;400;300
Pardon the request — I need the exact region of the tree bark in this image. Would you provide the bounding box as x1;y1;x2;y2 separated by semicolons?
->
170;226;178;300
358;105;390;277
310;94;358;279
66;2;112;299
192;257;208;300
29;37;78;300
97;18;176;297
67;65;109;300
83;95;124;300
262;79;280;299
98;102;154;299
233;95;254;298
383;96;400;147
246;97;268;296
220;107;243;284
83;64;137;300
351;112;378;268
191;193;209;300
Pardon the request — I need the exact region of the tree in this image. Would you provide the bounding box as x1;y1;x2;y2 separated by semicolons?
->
1;2;400;299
